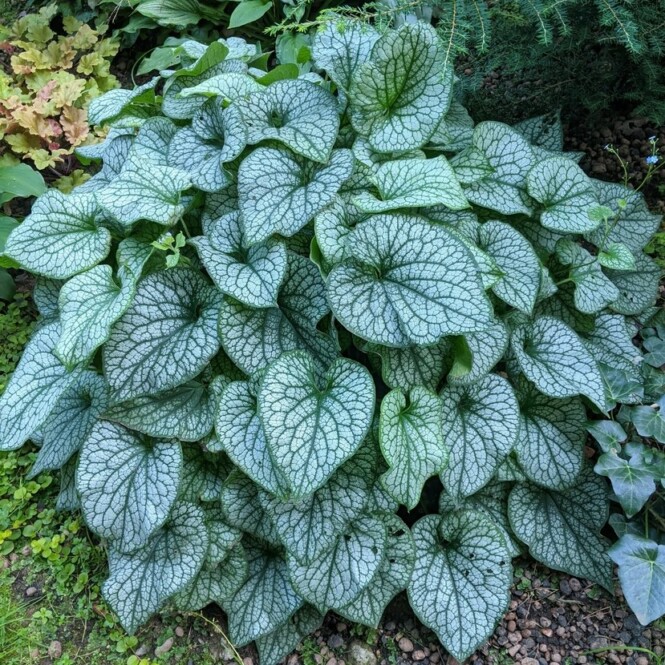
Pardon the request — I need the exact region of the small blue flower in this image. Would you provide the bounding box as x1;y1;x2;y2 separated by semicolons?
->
649;135;657;142
646;155;658;165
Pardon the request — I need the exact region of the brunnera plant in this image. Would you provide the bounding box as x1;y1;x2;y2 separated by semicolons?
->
0;22;663;663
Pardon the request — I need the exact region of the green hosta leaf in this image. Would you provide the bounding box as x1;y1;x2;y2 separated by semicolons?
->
439;483;520;558
595;448;656;518
4;190;111;280
508;468;612;589
478;220;540;315
259;350;375;498
238;147;353;245
104;378;222;442
289;513;387;611
104;269;222;401
226;537;304;646
352;157;467;213
365;339;449;392
221;471;281;545
609;535;665;626
229;0;271;28
606;252;660;316
448;321;509;385
0;323;79;452
379;387;447;510
214;380;287;495
510;316;606;410
55;266;136;369
174;544;248;610
29;372;109;478
327;214;493;347
337;513;415;627
408;512;513;662
96;157;192;227
89;78;159;126
235;80;339;163
555;239;619;314
598;242;636;270
440;374;519;498
168;102;245;193
313;21;379;94
103;502;207;633
260;447;374;564
586;181;661;252
349;23;450;152
78;421;182;553
256;606;324;665
513;377;585;490
191;211;287;308
219;253;338;375
527;157;599;233
462;122;535;215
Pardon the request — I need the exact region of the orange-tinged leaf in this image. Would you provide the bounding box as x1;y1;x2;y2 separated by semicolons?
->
60;106;89;146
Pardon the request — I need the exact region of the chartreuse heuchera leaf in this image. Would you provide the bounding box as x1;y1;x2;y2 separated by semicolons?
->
5;21;665;656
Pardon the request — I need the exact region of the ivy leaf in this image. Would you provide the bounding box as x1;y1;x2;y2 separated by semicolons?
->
629;397;665;443
256;606;324;665
586;181;661;251
219;253;338;375
174;544;248;611
289;513;387;611
587;419;627;453
609;535;665;626
103;502;208;633
260;446;374;564
28;372;109;478
89;78;159;126
55;265;136;369
259;350;375;498
327;214;493;347
447;321;509;385
349;23;450;152
408;512;513;662
462;122;535;215
225;537;304;646
606;252;661;316
510;316;606;410
214;380;287;495
379;387;448;510
352;157;467;213
97;157;192;227
440;374;519;498
364;339;449;392
104;378;222;442
238;147;353;245
527;157;599;233
478;220;540;315
77;421;182;553
595;448;656;518
191;211;287;308
0;323;79;452
508;467;612;589
337;513;415;627
4;190;111;280
513;377;586;490
555;239;619;314
235;80;340;163
104;269;222;401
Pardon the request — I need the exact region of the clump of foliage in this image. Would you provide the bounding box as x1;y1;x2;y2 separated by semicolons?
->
0;21;664;662
0;4;119;170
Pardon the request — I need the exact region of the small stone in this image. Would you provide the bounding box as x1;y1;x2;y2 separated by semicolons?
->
541;628;553;638
155;637;174;657
430;653;440;663
348;641;377;665
398;637;414;653
337;623;347;632
569;578;582;592
25;586;37;597
559;580;572;595
413;651;427;662
555;627;566;637
135;645;150;657
551;655;561;663
326;657;337;665
384;621;396;632
522;659;539;665
636;659;649;665
328;635;345;650
29;649;40;660
577;658;587;664
508;645;521;658
243;658;254;665
507;620;517;632
48;641;62;659
175;626;185;638
540;617;551;628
